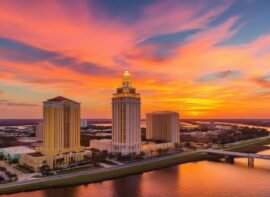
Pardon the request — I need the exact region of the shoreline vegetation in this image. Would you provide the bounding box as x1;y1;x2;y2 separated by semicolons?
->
224;137;270;152
0;137;270;195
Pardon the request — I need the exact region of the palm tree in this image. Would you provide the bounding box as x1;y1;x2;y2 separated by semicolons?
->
174;143;180;151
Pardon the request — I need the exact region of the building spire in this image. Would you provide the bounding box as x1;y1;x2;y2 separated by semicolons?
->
122;71;131;87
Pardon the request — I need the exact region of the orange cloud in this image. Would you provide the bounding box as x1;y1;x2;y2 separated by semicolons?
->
0;1;269;119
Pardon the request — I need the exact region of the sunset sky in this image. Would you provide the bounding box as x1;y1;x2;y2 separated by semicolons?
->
0;0;270;119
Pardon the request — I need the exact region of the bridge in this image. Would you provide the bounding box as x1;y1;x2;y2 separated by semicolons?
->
200;149;270;167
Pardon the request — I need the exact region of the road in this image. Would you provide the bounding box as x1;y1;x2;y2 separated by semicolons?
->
200;149;270;160
0;161;38;181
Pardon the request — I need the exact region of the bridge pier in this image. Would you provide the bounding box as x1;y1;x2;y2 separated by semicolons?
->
225;155;234;163
248;157;254;167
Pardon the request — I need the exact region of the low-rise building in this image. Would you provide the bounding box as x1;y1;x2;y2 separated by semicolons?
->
142;142;175;155
90;139;112;152
80;119;88;128
19;150;91;172
0;146;36;160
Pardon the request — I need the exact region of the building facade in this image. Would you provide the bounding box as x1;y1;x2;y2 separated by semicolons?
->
146;111;180;143
20;96;90;171
90;139;112;152
80;119;88;127
35;122;43;141
41;96;81;156
112;71;141;154
0;146;36;160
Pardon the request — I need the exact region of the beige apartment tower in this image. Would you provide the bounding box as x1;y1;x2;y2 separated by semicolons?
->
42;96;81;156
146;111;180;143
20;96;91;171
112;71;141;154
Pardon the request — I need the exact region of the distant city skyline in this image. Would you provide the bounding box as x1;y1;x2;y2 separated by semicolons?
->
0;1;270;119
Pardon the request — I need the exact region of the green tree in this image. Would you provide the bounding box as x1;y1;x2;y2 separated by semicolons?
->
39;160;51;176
39;164;50;176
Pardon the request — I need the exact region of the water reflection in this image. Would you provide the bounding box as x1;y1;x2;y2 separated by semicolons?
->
3;147;270;197
42;187;78;197
111;175;142;197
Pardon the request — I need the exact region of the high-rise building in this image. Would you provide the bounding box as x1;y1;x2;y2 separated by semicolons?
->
146;111;180;143
112;71;141;154
20;96;90;171
42;96;81;156
35;122;43;141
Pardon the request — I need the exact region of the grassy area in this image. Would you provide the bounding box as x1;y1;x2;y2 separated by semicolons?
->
14;165;32;174
58;166;102;175
230;145;270;153
224;137;270;151
0;152;208;195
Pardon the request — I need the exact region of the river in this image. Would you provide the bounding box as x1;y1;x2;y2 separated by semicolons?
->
3;146;270;197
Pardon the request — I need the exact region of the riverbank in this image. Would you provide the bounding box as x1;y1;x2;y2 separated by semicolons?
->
0;152;208;195
1;136;270;195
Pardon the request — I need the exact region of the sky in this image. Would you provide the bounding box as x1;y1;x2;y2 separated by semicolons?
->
0;0;270;119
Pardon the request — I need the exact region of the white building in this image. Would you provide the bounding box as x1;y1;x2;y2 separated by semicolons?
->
146;111;180;143
80;119;88;127
90;139;112;152
111;71;141;154
0;146;36;160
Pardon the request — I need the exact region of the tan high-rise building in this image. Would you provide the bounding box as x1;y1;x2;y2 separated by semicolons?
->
112;71;141;154
20;96;90;171
146;111;180;143
42;96;81;156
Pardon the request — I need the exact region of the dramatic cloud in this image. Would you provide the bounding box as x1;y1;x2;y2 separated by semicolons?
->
0;0;269;118
194;70;242;82
0;37;118;76
253;73;270;88
0;99;39;107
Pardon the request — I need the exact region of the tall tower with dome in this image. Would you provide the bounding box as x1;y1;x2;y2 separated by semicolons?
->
112;71;141;154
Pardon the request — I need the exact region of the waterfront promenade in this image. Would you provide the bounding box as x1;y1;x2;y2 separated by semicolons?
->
1;136;269;194
0;151;200;194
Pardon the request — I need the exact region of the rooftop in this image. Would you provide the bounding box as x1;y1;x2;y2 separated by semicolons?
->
27;152;44;157
91;139;112;144
45;96;79;104
147;111;179;115
0;146;36;155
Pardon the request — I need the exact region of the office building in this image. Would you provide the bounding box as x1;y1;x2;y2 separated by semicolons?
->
90;71;141;155
41;96;81;156
20;96;91;171
146;111;180;143
112;71;141;154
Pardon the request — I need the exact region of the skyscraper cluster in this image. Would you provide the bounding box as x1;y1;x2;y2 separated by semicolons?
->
20;71;180;171
91;71;180;155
